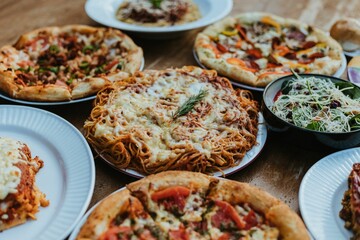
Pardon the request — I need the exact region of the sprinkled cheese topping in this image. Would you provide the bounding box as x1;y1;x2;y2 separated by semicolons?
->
93;70;247;164
0;137;27;200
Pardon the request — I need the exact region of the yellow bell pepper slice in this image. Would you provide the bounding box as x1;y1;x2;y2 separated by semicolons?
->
261;16;281;34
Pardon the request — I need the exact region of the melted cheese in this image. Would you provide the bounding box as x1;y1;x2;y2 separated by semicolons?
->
0;137;27;200
94;70;247;165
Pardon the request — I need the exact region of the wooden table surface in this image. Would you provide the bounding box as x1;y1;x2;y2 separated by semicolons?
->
1;0;360;230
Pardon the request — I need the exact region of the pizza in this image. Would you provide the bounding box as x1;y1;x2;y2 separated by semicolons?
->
194;12;343;87
116;0;201;26
0;25;143;102
76;171;310;240
0;137;49;231
340;163;360;238
83;66;259;175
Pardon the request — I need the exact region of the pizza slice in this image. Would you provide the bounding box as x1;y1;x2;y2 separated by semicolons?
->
0;137;49;231
77;189;165;240
340;163;360;238
205;178;309;240
127;171;214;239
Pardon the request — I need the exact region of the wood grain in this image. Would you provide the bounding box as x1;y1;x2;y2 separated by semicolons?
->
0;0;358;218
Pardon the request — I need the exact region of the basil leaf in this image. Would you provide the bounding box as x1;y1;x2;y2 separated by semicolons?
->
335;82;360;99
151;0;163;8
349;114;360;130
49;45;60;54
306;121;321;131
281;80;292;94
48;67;59;74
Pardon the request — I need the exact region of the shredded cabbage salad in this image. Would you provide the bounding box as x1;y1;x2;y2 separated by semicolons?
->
271;76;360;132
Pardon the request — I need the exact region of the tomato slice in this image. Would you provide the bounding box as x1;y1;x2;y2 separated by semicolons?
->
169;228;190;240
139;229;157;240
213;200;246;229
243;209;259;230
218;233;231;240
151;186;191;202
246;49;263;59
100;226;132;240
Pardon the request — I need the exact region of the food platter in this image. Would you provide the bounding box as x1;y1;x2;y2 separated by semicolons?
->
94;113;267;178
193;49;347;91
0;105;95;240
0;58;145;106
299;147;360;239
85;0;233;38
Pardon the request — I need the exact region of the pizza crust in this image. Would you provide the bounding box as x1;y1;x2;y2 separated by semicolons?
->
0;25;143;102
194;12;343;87
76;189;134;240
207;178;310;240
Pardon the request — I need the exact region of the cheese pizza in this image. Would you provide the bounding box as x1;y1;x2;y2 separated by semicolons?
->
76;171;310;240
0;137;49;231
195;12;343;87
0;25;143;101
83;66;259;175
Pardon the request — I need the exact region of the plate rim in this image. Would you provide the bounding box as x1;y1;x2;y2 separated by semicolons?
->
0;105;95;240
299;147;360;239
0;58;145;106
84;0;233;33
94;113;267;178
68;187;126;240
193;49;347;92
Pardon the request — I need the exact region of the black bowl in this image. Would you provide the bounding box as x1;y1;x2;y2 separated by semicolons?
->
262;74;360;149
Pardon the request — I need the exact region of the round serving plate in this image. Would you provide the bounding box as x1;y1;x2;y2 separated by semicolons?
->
85;0;233;39
299;147;360;240
0;105;95;240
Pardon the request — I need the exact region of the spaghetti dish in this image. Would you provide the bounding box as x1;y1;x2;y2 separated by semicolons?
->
84;66;259;174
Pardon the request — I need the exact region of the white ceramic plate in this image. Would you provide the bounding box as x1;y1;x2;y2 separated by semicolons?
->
299;147;360;240
0;59;144;106
193;50;347;91
0;105;95;240
97;113;267;178
344;49;360;58
68;187;125;240
85;0;233;38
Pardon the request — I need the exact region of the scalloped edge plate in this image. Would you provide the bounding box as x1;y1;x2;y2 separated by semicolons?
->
299;147;360;239
0;105;95;240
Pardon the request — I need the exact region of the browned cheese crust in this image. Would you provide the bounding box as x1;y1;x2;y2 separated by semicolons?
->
83;66;259;175
195;12;343;87
0;25;143;101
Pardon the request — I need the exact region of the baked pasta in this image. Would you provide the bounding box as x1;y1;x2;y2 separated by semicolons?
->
84;66;259;175
0;137;49;231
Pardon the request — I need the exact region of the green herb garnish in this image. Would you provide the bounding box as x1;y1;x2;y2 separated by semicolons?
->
48;66;59;74
49;45;60;54
150;0;163;8
172;89;208;119
335;82;360;99
349;114;360;130
82;45;95;54
79;61;89;69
